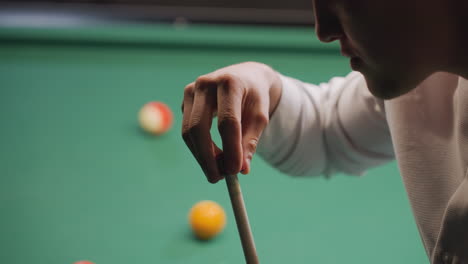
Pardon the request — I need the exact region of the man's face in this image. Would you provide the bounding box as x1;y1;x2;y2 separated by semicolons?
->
312;0;444;99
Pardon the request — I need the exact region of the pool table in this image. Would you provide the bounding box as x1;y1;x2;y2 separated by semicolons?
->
0;22;428;263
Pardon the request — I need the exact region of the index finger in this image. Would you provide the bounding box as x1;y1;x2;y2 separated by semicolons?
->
189;79;223;183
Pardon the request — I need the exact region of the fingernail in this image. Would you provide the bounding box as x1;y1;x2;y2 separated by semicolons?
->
241;158;251;175
208;177;218;184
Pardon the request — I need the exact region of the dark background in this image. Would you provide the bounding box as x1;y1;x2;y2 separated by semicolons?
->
9;0;313;9
0;0;315;26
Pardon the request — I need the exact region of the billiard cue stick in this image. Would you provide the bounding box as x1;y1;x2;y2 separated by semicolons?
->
225;174;259;264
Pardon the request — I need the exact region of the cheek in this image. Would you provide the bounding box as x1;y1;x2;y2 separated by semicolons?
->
351;24;421;79
342;4;418;68
352;23;401;60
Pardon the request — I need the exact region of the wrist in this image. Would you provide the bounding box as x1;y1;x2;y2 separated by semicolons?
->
266;66;282;117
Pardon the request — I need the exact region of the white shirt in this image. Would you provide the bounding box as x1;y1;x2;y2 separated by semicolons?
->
258;71;468;263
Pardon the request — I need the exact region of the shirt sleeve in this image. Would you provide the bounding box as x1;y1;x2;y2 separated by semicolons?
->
256;71;394;177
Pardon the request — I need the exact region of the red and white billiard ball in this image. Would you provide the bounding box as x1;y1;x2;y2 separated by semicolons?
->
138;101;173;135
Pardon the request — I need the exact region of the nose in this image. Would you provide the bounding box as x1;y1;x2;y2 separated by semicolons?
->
312;0;344;43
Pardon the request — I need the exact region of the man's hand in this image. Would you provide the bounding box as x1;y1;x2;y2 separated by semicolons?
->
181;62;282;183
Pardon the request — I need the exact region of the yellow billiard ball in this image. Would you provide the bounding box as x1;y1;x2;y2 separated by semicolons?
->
189;200;226;240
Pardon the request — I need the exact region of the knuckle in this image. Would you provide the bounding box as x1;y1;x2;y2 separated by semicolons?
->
246;138;259;153
181;126;191;143
218;73;236;84
217;74;241;94
182;117;202;140
188;118;203;135
217;114;240;132
254;113;269;126
183;83;194;98
195;75;216;92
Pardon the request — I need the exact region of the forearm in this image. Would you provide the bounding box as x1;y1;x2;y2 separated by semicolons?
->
257;72;394;177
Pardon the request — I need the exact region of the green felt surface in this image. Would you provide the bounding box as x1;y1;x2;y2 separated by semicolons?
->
0;23;427;263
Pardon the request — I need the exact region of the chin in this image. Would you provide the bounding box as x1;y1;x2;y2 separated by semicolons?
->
363;73;417;100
